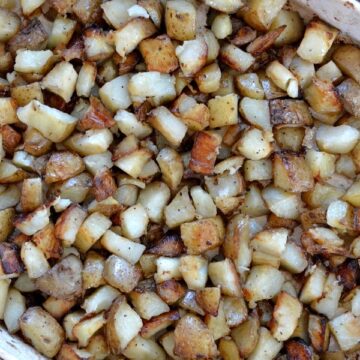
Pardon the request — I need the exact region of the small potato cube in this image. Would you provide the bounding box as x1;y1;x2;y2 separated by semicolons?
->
280;242;308;274
234;128;272;160
43;297;76;319
195;63;221;94
219;338;241;360
337;78;360;118
120;204;149;240
20;178;43;213
15;205;50;236
154;257;181;283
208;259;241;297
103;255;141;293
244;159;272;181
270;292;302;341
205;300;230;340
140;35;178;73
211;14;232;39
208;94;239;128
180;255;208;290
99;75;131;112
0;98;18;126
297;19;338;64
273;152;314;193
270;99;312;127
316;61;342;83
180;218;222;255
220;44;255;72
101;230;145;264
48;16;77;49
11;83;44;107
299;265;326;304
17;100;77;143
156;147;183;191
0;208;15;242
14;50;53;74
100;0;135;29
113;18;156;57
333;45;360;84
343;180;360;207
235;73;264;100
73;312;106;347
316;125;359;154
130;291;170;320
4;288;26;334
83;28;114;62
165;0;196;41
174;314;218;359
0;9;20;42
148;106;187;147
251;228;288;258
190;186;217;219
123;336;166;360
248;327;282;360
32;223;61;260
74;212;112;253
243;265;284;306
82;251;105;290
239;97;270;131
329;312;360;352
76;62;97;98
19;307;64;358
176;38;208;77
105;297;143;352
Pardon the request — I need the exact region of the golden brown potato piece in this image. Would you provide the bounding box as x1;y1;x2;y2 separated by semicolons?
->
20;307;65;358
45;151;85;184
62;36;85;62
140;310;180;339
0;242;23;274
189;131;222;175
92;168;117;202
246;26;286;56
273;152;314;193
1;125;21;154
32;223;62;260
77;96;115;131
231;26;257;46
23;128;52;157
8;19;48;55
335;259;359;291
336;78;360;118
333;44;360;84
196;287;221;316
270;99;312;127
308;314;329;353
156;279;186;305
285;339;313;360
139;35;179;73
180;218;223;255
73;0;102;25
174;314;218;359
82;251;106;290
36;255;83;300
0;208;15;242
147;232;185;257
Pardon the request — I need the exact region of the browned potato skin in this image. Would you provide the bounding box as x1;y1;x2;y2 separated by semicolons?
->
45;151;85;184
270;100;312;127
73;0;102;25
174;314;218;359
273;152;314;193
196;287;221;316
36;255;83;300
0;242;23;274
57;344;83;360
20;307;65;358
82;251;106;290
156;279;186;305
0;208;15;242
1;125;21;154
308;314;330;353
335;259;359;291
140;310;180;338
336;78;360;118
285;339;313;360
147;232;185;257
300;207;327;230
24;128;53;156
139;35;179;73
8;19;48;55
32;223;62;260
92;168;116;202
231;26;257;46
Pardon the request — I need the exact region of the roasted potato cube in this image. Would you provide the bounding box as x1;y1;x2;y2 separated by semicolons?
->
32;223;61;260
174;314;218;359
0;98;18;126
333;44;360;84
105;296;143;353
219;338;242;360
220;44;255;72
196;287;221;316
0;8;20;42
156;147;183;191
0;243;23;275
73;0;102;25
123;335;166;360
82;251;105;290
208;93;239;128
141;311;180;339
99;75;131;112
35;255;83;300
337;78;360;118
76;62;97;98
83;27;114;62
15;205;50;236
73;312;106;347
270;99;312;127
0;208;15;242
100;0;135;29
20;307;64;358
113;18;156;57
43;297;76;319
297;19;338;64
48;16;77;49
248;327;282;360
14;50;53;74
165;0;196;41
3;288;26;334
0;186;21;213
11;82;43;107
140;35;178;73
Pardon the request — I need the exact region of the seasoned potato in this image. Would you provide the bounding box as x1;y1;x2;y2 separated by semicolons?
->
20;307;64;358
333;45;360;84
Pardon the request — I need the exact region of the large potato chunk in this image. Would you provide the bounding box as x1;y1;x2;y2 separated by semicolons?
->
17;100;77;143
20;307;65;358
36;255;83;300
332;44;360;84
174;314;218;359
105;296;143;353
0;9;20;42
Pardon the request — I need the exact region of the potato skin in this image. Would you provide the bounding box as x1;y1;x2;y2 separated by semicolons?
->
20;307;65;358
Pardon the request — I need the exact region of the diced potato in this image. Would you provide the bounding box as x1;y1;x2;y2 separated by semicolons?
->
240;97;270;131
156;147;183;191
123;336;166;360
14;50;53;74
43;297;75;319
174;314;218;359
11;82;44;107
73;312;106;347
165;186;195;228
148;106;187;147
4;288;26;333
101;0;136;29
316;125;359;154
240;0;286;31
244;159;272;182
165;0;196;41
0;279;10;320
19;307;64;358
179;255;208;290
20;178;43;213
120;204;149;239
289;56;315;89
337;78;360;118
103;255;141;293
270;99;312;127
235;73;264;100
329;312;360;352
332;45;360;84
105;296;143;352
99;75;131;112
300;265;326;304
251;228;288;258
48;16;77;49
244;265;284;306
0;98;18;126
343;180;360;207
208;94;239;128
17;100;77;143
130;290;170;320
219;338;241;360
270;292;302;341
195;62;221;94
82;251;105;290
280;242;308;274
0;208;15;242
303;182;344;209
297;19;338;64
220;44;255;72
83;27;114;62
15;205;50;236
0;8;20;42
76;62;97;98
234;127;272;160
154;257;181;283
270;10;304;46
248;327;282;360
316;61;342;83
113;18;156;57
